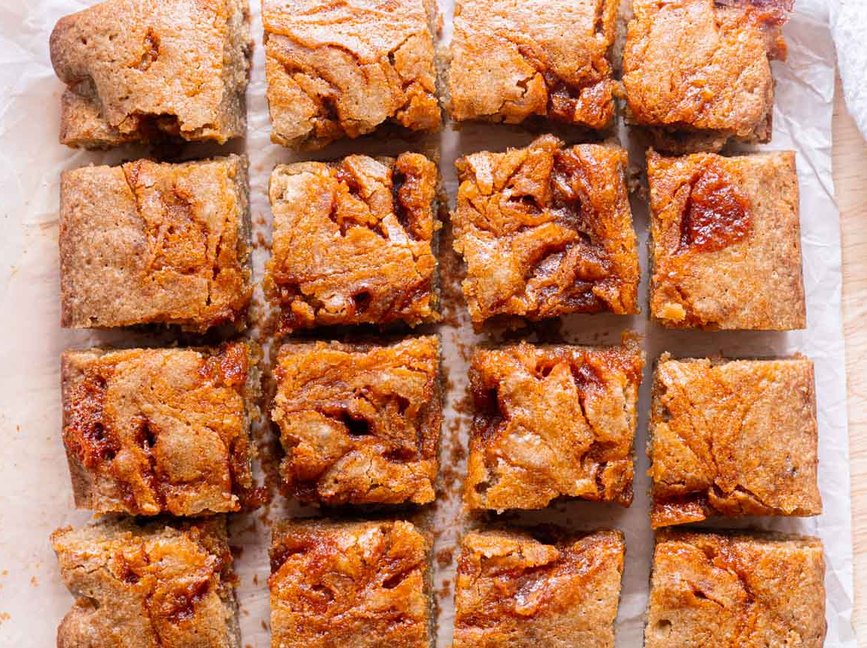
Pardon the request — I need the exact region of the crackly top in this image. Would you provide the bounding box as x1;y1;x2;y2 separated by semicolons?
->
453;135;639;327
269;519;431;648
50;0;251;147
453;529;625;648
265;152;439;334
648;149;806;330
51;518;238;648
60;155;252;332
646;530;826;648
464;338;643;510
61;343;256;516
272;336;441;505
623;0;792;152
263;0;440;149
448;0;618;129
649;355;820;528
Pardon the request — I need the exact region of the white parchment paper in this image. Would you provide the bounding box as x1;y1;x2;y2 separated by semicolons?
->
0;0;855;645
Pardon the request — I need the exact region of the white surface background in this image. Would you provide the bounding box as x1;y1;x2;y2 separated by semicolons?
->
0;0;856;645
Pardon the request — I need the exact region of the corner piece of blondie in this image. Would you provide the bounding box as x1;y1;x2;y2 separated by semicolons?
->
453;135;639;328
50;0;251;148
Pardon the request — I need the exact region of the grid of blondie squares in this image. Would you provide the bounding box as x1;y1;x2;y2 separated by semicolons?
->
45;0;828;645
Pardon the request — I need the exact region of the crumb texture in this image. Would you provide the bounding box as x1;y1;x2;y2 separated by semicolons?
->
464;339;643;510
52;519;239;648
649;356;820;527
265;153;439;333
452;136;639;326
646;531;826;648
269;519;431;648
60;155;252;332
61;344;256;516
263;0;440;149
623;0;792;151
648;150;805;330
272;337;441;505
50;0;251;147
453;529;625;648
448;0;618;128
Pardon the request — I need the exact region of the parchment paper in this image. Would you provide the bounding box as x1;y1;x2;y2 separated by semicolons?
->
0;0;855;645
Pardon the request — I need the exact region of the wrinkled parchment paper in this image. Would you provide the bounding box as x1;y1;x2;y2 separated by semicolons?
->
0;0;855;645
831;0;867;139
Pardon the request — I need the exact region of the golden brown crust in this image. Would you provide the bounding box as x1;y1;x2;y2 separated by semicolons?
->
646;530;826;648
52;518;239;648
447;0;618;129
60;155;252;332
648;150;806;330
649;355;821;528
263;0;441;149
464;338;643;510
50;0;251;148
269;519;432;648
623;0;792;152
453;529;625;648
264;153;439;334
61;343;258;516
272;337;441;505
452;136;639;327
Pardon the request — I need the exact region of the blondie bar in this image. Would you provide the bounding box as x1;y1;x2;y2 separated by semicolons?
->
453;136;639;327
60;155;252;332
61;343;258;517
464;338;643;510
272;336;441;505
648;150;805;329
265;153;439;334
50;0;251;148
453;529;625;647
263;0;440;149
269;519;432;647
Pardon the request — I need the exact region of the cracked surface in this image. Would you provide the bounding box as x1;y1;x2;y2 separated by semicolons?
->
263;0;441;149
623;0;792;152
60;155;252;332
649;355;820;528
61;343;258;517
52;518;239;648
449;0;619;129
464;338;643;510
452;136;639;327
447;0;618;128
265;153;439;334
646;530;826;648
50;0;251;148
272;337;441;505
269;519;431;648
648;150;805;330
453;529;624;648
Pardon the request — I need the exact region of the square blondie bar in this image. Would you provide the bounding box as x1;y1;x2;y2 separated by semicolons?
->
269;519;433;648
60;155;252;332
453;529;625;647
447;0;619;129
265;153;439;334
51;518;239;648
464;338;643;510
272;336;441;506
61;343;258;517
452;136;639;327
646;530;826;648
648;150;805;330
623;0;792;152
263;0;440;149
649;354;821;528
50;0;251;148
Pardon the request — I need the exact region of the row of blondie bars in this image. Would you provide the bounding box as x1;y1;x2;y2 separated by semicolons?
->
46;0;825;646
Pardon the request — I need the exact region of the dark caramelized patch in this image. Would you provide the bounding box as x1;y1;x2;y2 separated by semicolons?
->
679;164;752;253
